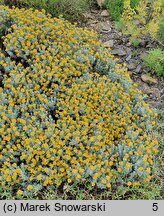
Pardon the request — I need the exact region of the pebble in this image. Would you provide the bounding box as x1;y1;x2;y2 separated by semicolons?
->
96;0;105;7
111;48;127;56
135;64;142;73
101;10;109;17
126;55;132;61
103;40;114;48
101;21;112;33
128;63;136;70
141;74;158;84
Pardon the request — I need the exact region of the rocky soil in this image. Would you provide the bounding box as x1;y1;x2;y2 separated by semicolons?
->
78;8;164;110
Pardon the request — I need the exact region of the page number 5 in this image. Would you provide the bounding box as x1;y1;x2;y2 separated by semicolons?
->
152;203;158;211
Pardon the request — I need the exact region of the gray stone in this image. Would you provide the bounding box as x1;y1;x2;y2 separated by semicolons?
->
93;22;102;32
141;74;158;84
151;88;161;99
118;32;123;37
127;63;136;70
88;20;98;25
135;64;142;73
160;94;164;100
101;10;109;17
112;33;121;40
97;0;105;7
101;21;112;32
126;42;131;47
103;40;114;48
82;13;93;19
126;47;132;54
111;48;127;56
126;55;132;61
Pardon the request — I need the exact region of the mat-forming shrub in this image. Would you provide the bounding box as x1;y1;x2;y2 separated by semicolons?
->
0;6;158;196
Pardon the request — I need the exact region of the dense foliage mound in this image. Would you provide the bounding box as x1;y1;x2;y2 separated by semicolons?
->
0;6;158;196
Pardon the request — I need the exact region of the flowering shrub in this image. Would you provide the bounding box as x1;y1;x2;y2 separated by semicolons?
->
0;6;158;196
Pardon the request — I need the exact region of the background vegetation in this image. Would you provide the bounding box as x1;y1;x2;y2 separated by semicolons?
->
105;0;164;44
1;0;94;20
105;0;140;21
143;48;164;77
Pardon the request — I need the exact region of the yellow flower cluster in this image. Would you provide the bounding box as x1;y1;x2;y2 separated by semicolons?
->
0;6;158;194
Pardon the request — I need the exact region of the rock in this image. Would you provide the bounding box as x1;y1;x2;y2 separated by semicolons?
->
126;48;132;55
151;88;161;99
118;32;123;37
112;33;121;40
141;74;158;84
92;22;101;32
111;48;126;56
122;37;129;44
135;64;142;73
137;80;149;93
101;21;112;33
128;63;136;70
87;20;98;25
142;82;154;95
160;94;164;101
126;55;132;61
82;13;93;19
126;42;131;47
101;10;109;17
97;0;105;7
137;81;160;99
103;40;114;48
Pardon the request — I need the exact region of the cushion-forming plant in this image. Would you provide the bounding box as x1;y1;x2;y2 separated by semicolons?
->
0;6;158;196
